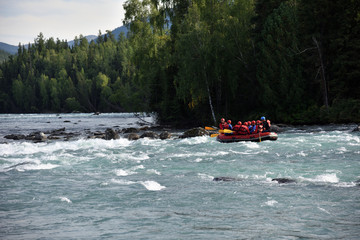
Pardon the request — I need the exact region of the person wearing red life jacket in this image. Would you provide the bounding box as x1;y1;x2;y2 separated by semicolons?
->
255;120;263;133
219;118;228;130
239;122;250;134
233;121;242;133
249;120;256;133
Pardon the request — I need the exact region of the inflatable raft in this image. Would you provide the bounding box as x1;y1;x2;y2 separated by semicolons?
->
216;131;278;143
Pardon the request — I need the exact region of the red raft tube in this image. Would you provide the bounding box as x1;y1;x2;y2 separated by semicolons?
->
216;131;278;143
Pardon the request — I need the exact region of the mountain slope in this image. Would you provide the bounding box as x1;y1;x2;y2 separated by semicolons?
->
0;42;18;55
0;25;129;54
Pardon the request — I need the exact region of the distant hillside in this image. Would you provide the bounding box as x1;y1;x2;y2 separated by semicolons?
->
67;25;128;47
0;25;129;54
67;35;97;47
0;42;18;55
111;25;128;39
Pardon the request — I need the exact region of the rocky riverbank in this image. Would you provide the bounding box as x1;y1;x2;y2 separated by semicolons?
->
2;126;213;143
2;124;359;143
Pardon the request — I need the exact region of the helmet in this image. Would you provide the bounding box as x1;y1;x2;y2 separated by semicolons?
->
221;118;225;122
244;122;248;126
227;120;231;124
238;121;242;125
261;116;265;121
251;120;255;125
248;121;251;125
256;120;261;124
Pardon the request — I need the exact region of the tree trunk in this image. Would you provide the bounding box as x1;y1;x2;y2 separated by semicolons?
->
312;36;329;108
204;67;216;125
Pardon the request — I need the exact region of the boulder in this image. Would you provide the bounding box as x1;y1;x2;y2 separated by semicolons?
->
25;132;47;141
272;178;296;184
127;133;140;141
213;177;242;182
160;131;172;140
123;127;139;133
140;131;159;139
104;128;120;140
4;134;26;140
352;125;360;132
140;126;150;131
270;124;282;133
180;127;208;138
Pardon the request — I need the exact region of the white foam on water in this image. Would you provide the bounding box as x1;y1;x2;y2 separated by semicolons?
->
194;158;203;162
111;179;137;185
132;165;145;170
244;142;260;149
137;138;163;147
299;173;339;183
21;163;59;171
317;207;330;214
334;182;357;188
0;138;134;159
59;196;72;203
198;173;214;181
298;151;307;157
115;169;132;176
114;165;144;176
262;200;278;207
147;169;161;175
115;153;150;162
140;181;166;191
178;136;209;145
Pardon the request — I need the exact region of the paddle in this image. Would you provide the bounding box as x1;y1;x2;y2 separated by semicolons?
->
210;133;219;138
219;129;234;134
259;132;261;142
205;126;217;131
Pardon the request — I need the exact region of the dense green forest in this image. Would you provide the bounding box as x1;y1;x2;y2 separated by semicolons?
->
0;0;359;125
0;49;11;63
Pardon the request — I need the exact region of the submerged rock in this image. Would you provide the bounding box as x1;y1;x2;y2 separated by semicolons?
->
270;124;283;133
25;132;47;142
140;131;159;139
272;178;296;184
180;127;208;138
123;127;139;133
213;177;242;182
355;179;360;186
127;133;140;141
160;131;172;140
4;134;26;140
104;128;120;140
352;125;360;132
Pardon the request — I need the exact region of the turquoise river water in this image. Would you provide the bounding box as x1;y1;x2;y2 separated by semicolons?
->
0;113;359;239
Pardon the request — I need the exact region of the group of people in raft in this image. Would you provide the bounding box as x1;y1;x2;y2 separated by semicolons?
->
219;116;271;135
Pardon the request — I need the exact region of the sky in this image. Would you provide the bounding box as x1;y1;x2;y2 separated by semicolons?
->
0;0;126;46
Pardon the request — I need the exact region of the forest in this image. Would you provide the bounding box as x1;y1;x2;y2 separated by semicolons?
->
0;0;359;126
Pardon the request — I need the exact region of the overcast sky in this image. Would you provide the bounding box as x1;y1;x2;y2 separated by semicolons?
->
0;0;126;45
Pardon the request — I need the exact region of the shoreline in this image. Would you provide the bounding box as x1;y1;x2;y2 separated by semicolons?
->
1;123;359;144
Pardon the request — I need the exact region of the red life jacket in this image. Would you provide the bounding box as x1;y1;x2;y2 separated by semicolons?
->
233;124;241;132
239;125;249;134
219;123;228;130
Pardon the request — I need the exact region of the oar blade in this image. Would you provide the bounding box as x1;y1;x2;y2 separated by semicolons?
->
210;134;219;138
219;129;234;134
205;126;216;131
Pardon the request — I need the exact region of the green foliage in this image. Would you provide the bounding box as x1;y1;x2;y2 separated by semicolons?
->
256;1;304;122
0;0;358;124
0;49;11;63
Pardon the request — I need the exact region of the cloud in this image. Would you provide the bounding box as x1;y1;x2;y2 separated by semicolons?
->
0;0;125;45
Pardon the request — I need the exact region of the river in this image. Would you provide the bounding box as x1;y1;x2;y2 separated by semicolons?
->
1;113;359;239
